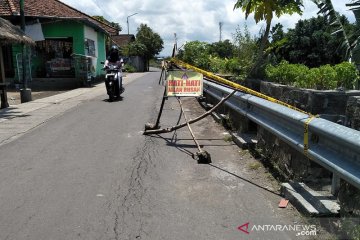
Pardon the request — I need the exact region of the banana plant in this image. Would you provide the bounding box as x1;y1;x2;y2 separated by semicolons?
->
312;0;360;62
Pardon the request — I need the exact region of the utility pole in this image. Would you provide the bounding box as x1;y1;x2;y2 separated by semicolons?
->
127;13;138;35
20;0;32;103
174;33;178;52
172;33;178;57
219;22;223;42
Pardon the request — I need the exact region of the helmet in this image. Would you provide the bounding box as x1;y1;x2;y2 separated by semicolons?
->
111;45;119;51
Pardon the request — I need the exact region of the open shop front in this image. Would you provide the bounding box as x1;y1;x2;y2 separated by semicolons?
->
33;37;74;78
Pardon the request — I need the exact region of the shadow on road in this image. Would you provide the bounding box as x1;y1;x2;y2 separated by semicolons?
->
209;163;281;197
148;133;281;197
102;96;124;102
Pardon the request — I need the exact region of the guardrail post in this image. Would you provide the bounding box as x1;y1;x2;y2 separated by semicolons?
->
332;174;341;195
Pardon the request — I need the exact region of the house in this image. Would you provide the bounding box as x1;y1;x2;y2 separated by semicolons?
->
0;17;34;82
111;34;135;52
0;17;34;108
0;0;118;87
111;34;147;72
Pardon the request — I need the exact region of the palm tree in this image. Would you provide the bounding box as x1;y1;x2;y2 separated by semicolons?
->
234;0;303;75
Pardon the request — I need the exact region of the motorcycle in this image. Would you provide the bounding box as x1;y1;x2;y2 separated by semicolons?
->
102;62;124;101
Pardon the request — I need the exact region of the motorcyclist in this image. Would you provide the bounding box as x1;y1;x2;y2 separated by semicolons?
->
104;45;124;95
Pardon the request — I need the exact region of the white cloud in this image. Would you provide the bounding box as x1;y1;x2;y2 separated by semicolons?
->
60;0;355;57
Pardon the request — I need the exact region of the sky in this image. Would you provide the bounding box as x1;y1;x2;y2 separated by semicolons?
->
59;0;355;56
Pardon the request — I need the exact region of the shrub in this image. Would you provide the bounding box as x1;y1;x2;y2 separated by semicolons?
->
180;41;211;70
334;62;358;89
123;63;136;73
265;60;308;85
315;64;337;90
265;61;359;90
225;58;242;75
296;68;318;89
209;56;227;74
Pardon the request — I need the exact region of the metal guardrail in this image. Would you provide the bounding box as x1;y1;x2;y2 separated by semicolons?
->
203;79;360;192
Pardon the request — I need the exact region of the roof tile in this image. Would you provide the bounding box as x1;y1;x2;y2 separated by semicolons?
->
0;0;118;35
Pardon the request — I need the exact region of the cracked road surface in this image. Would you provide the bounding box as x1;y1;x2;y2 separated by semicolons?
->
0;69;315;239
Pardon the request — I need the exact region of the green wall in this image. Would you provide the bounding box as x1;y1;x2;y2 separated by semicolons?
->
41;20;84;55
97;32;106;76
11;44;24;83
11;20;108;81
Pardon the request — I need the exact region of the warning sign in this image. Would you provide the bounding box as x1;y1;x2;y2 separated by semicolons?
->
166;71;203;97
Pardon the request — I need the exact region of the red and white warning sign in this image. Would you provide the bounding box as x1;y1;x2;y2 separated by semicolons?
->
166;71;203;97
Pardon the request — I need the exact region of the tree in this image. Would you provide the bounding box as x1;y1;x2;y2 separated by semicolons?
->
135;24;164;71
178;41;211;70
208;40;234;58
122;41;146;56
270;23;285;43
231;24;258;78
312;0;360;63
270;16;347;67
233;0;304;76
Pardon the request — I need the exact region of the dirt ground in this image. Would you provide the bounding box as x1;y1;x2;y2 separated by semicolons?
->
6;88;69;105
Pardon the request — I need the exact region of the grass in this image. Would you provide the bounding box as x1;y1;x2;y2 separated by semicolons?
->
223;134;233;142
248;162;261;170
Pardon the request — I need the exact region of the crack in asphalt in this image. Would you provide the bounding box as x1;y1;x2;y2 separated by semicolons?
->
113;136;158;240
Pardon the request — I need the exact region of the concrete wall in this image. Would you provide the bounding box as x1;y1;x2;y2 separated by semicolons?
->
346;96;360;131
42;20;84;54
259;81;360;127
97;32;106;76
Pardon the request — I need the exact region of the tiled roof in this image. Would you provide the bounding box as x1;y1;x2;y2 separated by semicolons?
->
0;0;118;35
0;1;14;15
112;34;135;47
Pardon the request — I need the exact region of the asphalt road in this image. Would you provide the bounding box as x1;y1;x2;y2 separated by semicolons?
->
0;70;318;240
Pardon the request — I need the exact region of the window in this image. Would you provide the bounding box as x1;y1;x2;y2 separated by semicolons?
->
84;38;96;57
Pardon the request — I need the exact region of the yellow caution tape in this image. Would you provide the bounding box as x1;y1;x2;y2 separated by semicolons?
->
171;58;314;116
170;58;318;155
303;116;317;156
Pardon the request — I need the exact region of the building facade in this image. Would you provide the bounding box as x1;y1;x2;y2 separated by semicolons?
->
0;0;118;87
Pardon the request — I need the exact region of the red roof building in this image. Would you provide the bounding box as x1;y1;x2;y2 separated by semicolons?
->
0;0;118;35
0;0;121;82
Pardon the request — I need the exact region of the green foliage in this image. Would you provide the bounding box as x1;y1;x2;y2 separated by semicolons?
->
135;24;164;60
312;0;360;64
178;25;258;80
179;41;211;70
342;220;360;240
122;41;146;56
123;63;136;73
312;0;353;60
233;0;303;24
209;56;227;74
334;61;359;89
265;60;308;85
232;25;258;79
208;40;234;58
265;61;358;90
225;58;243;75
315;64;337;89
269;16;347;67
233;0;304;77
